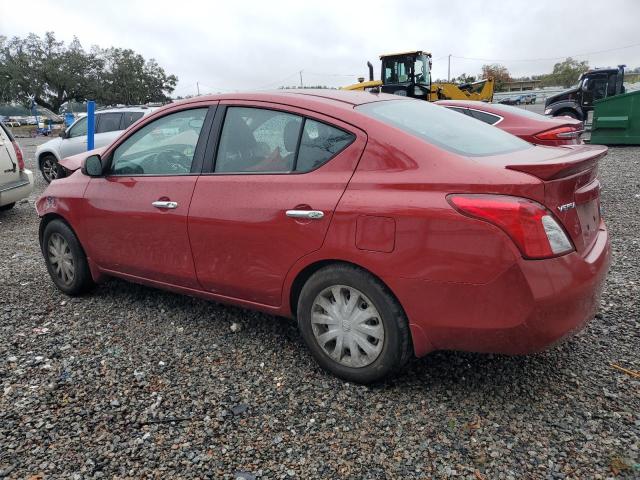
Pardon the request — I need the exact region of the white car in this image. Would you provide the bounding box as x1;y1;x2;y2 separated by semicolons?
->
0;122;34;211
35;106;156;182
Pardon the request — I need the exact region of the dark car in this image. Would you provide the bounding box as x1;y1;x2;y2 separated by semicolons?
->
544;66;625;120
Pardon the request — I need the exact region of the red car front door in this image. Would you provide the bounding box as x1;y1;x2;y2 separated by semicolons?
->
188;102;366;307
79;107;213;287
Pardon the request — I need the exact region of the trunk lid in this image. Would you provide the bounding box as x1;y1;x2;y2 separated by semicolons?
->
504;144;607;253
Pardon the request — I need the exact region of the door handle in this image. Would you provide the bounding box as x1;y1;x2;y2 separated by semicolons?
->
286;210;324;219
152;201;178;209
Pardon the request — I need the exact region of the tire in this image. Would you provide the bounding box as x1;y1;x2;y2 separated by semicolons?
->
556;110;579;120
297;264;412;384
42;219;94;295
40;154;64;183
0;202;15;211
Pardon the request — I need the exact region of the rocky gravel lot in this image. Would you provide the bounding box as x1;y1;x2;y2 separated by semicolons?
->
0;137;638;479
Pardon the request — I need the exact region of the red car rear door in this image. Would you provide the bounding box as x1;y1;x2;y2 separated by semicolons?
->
80;106;216;287
188;101;366;307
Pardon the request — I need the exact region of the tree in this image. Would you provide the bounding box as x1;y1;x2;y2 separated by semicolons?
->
96;48;177;105
0;32;177;112
455;73;476;84
480;64;511;90
542;57;589;87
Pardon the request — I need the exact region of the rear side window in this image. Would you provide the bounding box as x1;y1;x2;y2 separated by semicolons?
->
96;113;123;133
296;120;354;172
468;109;501;125
215;107;354;173
357;100;530;156
123;111;144;129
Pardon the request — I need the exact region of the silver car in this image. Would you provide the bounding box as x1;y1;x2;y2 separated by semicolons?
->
35;106;156;182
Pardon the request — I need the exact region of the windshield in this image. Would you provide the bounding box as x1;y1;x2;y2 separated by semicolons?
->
382;54;430;86
356;100;531;157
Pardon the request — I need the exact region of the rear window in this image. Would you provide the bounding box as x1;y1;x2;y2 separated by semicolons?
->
357;100;531;156
468;109;502;125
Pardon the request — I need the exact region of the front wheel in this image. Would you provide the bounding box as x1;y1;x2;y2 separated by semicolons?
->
297;264;412;384
40;154;64;183
42;220;94;295
556;110;579;120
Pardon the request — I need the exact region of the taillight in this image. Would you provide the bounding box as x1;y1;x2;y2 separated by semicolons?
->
11;140;25;171
534;126;582;141
447;194;574;259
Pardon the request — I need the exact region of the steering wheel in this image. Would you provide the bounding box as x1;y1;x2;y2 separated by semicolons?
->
154;149;191;173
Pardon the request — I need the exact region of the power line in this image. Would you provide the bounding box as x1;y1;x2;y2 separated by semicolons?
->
451;41;640;63
253;71;301;90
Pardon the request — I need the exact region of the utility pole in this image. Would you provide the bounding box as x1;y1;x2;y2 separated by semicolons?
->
196;82;200;96
448;54;451;82
299;70;303;88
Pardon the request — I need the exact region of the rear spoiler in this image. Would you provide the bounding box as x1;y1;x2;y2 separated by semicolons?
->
506;145;607;181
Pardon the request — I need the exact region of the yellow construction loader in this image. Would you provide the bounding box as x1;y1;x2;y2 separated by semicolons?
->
342;51;494;102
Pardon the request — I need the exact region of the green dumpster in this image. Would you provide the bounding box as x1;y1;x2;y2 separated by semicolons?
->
590;89;640;145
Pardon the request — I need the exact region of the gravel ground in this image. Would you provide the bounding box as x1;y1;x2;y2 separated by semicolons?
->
0;137;638;479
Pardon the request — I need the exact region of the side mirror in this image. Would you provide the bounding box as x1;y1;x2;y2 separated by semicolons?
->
59;130;67;138
82;154;103;177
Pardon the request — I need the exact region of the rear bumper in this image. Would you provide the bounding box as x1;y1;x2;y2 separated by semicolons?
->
0;169;34;206
390;223;611;357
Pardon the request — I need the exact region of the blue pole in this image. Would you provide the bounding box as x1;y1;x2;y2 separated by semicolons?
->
87;101;95;151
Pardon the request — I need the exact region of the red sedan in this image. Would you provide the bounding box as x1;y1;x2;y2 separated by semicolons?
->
435;100;584;146
36;91;610;383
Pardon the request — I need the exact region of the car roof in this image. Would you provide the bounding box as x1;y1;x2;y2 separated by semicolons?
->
173;89;406;111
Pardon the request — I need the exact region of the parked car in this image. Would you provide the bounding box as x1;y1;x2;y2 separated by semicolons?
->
523;93;537;104
35;106;156;183
436;100;584;146
36;91;610;383
0;121;34;211
498;95;525;105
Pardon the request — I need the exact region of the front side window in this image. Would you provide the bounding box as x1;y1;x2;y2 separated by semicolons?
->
68;116;88;138
591;77;609;100
96;113;123;133
110;108;207;175
357;100;530;156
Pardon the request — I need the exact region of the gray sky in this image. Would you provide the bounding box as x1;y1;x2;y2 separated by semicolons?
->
2;0;639;96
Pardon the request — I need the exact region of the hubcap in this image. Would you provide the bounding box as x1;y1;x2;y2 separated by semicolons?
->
43;158;59;181
311;285;384;368
48;233;74;286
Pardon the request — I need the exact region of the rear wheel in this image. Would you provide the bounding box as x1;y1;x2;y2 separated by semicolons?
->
0;203;15;211
297;264;411;384
42;220;94;295
41;154;63;183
